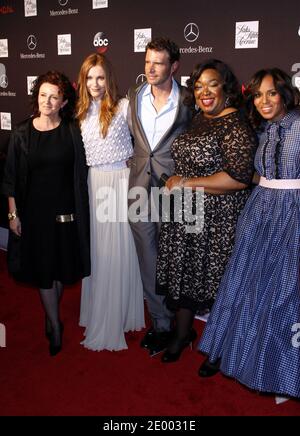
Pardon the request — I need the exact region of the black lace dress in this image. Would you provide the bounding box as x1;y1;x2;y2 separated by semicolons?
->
156;111;257;314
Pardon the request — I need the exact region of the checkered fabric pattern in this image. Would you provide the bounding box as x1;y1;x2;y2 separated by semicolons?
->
199;110;300;398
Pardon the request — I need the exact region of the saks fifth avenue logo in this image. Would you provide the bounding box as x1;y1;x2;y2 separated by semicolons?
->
93;0;108;8
134;28;152;53
27;76;38;95
50;0;78;16
93;32;109;53
235;21;259;49
181;76;190;87
0;112;11;130
24;0;37;17
0;39;8;58
180;22;213;54
57;34;72;55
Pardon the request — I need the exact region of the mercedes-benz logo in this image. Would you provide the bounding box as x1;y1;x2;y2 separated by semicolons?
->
136;74;147;85
27;34;37;51
184;23;199;43
59;0;68;6
0;74;8;89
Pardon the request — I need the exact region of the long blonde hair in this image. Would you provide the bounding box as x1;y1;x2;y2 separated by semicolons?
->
76;53;119;138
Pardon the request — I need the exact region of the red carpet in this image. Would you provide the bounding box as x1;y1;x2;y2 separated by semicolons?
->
0;249;299;416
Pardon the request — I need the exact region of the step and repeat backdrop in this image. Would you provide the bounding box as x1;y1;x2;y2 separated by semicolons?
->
1;0;300;227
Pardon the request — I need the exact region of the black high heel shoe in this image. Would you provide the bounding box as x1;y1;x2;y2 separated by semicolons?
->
49;323;64;356
161;328;197;363
198;357;220;377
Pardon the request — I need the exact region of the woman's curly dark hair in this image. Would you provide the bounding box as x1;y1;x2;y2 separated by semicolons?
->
186;59;243;109
245;68;300;128
30;70;76;120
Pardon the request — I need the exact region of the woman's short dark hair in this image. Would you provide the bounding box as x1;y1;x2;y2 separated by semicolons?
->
30;70;76;120
245;68;300;127
146;37;180;64
186;59;243;109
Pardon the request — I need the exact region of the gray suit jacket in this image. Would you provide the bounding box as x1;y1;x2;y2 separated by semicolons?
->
127;82;192;195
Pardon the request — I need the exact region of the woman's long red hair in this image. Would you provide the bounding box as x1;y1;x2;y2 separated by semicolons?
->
76;53;119;137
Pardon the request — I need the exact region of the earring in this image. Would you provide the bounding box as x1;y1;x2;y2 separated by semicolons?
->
224;96;230;108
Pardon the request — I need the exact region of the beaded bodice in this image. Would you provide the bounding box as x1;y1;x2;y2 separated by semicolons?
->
81;98;133;167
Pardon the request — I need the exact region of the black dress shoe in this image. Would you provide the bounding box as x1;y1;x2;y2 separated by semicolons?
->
161;328;197;363
140;328;155;349
198;357;221;377
148;331;173;356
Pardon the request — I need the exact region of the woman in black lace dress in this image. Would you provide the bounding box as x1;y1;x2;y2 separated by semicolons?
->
156;59;257;363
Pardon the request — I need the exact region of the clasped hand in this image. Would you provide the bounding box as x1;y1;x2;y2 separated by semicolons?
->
164;175;184;193
10;217;22;236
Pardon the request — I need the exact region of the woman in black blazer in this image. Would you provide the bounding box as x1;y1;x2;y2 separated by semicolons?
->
2;71;90;356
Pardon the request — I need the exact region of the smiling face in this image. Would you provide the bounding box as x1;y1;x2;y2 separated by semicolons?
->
194;68;226;118
253;74;286;122
86;65;106;101
38;82;67;118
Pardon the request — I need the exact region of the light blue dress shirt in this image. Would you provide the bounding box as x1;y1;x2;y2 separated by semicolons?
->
137;79;179;151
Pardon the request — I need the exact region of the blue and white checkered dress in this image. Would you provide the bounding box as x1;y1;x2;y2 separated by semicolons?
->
198;109;300;398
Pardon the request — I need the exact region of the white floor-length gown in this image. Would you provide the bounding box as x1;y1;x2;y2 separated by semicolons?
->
79;98;145;351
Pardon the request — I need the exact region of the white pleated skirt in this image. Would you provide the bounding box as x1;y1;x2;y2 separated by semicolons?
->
79;165;145;351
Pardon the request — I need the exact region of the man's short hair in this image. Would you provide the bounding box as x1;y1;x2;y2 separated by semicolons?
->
146;37;180;64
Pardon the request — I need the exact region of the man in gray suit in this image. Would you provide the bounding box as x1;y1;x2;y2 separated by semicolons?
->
127;37;192;355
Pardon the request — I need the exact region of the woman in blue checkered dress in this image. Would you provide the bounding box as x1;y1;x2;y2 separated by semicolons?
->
198;68;300;399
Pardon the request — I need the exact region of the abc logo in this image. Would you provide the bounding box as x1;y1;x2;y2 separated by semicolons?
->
93;32;109;53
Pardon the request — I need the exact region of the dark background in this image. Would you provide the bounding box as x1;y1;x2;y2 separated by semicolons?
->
1;0;300;226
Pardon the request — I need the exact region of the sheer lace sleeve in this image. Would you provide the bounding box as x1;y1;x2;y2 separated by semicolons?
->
221;113;257;184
